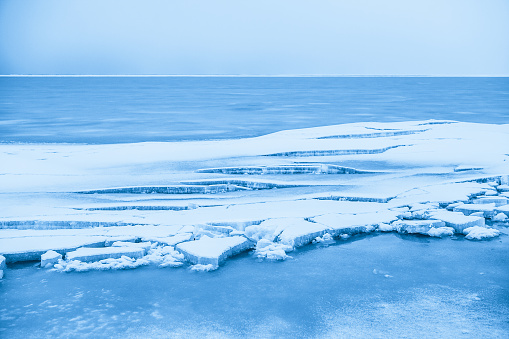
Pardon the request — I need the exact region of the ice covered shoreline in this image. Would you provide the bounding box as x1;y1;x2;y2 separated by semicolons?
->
1;120;508;275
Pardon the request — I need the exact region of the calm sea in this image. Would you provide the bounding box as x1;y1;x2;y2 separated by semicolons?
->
0;76;508;144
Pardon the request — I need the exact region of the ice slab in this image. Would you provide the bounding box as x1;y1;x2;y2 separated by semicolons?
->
196;164;375;175
111;241;152;254
176;236;253;267
312;211;399;236
429;210;485;233
0;236;106;263
463;226;501;240
41;250;62;268
453;204;496;218
66;247;145;262
392;220;446;235
472;196;508;207
0;255;6;270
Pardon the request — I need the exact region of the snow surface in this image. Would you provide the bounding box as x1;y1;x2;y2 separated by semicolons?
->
1;120;508;270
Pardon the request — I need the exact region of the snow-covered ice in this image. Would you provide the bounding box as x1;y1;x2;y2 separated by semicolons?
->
1;120;508;270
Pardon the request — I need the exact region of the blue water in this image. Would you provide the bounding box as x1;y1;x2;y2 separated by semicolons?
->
1;233;508;338
1;76;508;143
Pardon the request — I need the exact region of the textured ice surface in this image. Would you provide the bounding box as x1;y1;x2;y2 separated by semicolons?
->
393;220;446;235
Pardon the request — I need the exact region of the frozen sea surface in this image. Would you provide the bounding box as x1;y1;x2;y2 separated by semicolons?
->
1;232;508;338
1;76;508;143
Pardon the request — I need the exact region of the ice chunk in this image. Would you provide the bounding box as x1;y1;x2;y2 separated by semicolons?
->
252;218;330;248
41;250;62;268
427;227;455;237
429;210;485;233
66;247;145;262
312;211;399;236
190;264;217;272
111;241;152;254
446;202;464;211
393;219;446;235
472;196;508;207
492;212;508;222
453;203;496;218
176;236;253;267
496;204;509;217
255;239;292;260
0;255;6;270
463;226;500;240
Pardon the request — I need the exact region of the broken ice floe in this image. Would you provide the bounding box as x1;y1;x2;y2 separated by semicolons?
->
1;120;508;272
176;236;253;268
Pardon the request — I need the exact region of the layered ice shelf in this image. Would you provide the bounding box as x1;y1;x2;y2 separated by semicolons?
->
0;120;508;272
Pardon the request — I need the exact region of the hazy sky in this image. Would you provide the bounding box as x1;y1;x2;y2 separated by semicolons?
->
1;0;508;75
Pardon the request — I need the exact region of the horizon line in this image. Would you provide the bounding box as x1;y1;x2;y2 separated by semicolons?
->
1;74;509;78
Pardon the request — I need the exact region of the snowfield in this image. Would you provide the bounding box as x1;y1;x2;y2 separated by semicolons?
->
1;120;508;273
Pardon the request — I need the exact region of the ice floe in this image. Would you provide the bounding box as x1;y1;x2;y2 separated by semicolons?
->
1;120;508;272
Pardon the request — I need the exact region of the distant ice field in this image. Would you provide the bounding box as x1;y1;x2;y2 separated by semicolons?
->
0;76;508;144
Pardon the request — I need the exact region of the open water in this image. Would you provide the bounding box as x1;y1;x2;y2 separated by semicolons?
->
1;76;508;144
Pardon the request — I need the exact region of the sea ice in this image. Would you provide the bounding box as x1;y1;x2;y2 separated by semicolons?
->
463;226;501;240
66;247;145;262
429;210;485;233
472;196;508;207
40;250;62;268
392;220;446;235
0;255;5;270
453;203;496;218
176;236;253;267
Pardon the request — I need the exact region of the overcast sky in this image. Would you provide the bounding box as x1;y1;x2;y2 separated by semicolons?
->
0;0;508;75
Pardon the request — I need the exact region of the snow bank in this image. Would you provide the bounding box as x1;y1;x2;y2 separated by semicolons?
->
176;236;253;267
463;226;500;240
